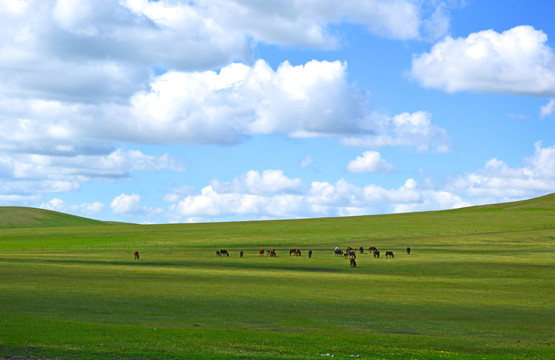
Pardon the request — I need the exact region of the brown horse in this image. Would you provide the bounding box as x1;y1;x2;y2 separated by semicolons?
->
385;251;394;258
269;249;276;257
335;249;343;256
350;258;357;268
134;251;139;260
368;246;377;252
259;249;265;256
290;249;301;256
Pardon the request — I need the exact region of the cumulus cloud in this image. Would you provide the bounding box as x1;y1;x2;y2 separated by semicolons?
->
41;198;104;215
110;193;142;214
167;169;467;222
346;151;394;173
411;26;555;96
449;142;555;199
344;111;450;152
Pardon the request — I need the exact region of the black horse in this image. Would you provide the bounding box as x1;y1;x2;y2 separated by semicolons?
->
373;250;380;258
385;251;394;259
220;250;229;257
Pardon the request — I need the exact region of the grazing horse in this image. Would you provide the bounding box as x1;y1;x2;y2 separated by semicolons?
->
259;249;265;256
368;246;377;252
335;249;343;257
216;251;221;256
290;249;301;256
269;249;276;257
373;250;380;258
406;247;411;255
134;251;139;260
385;251;394;258
350;258;357;268
220;250;229;257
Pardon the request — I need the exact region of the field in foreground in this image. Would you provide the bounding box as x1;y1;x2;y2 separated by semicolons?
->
0;195;554;359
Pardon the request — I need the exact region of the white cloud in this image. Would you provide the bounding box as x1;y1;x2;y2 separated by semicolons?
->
344;111;450;152
411;26;555;96
540;99;555;118
449;142;555;198
346;151;394;173
168;169;466;222
41;198;105;215
111;193;142;214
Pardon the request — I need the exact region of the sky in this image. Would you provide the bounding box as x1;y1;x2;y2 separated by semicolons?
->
1;0;554;224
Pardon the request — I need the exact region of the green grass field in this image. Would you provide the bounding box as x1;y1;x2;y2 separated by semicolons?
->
0;195;554;359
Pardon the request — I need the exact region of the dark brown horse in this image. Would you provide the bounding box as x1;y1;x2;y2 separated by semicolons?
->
269;249;276;257
350;258;357;268
220;250;229;257
134;251;139;260
373;250;380;258
406;247;411;255
259;249;265;256
385;251;394;258
290;249;301;256
368;246;377;252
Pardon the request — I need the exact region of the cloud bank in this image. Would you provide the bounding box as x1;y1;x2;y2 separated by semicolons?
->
411;26;555;97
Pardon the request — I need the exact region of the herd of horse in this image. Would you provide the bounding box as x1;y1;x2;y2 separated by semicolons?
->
133;246;411;267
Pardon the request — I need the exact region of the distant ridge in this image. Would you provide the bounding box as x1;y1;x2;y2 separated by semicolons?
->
0;193;553;229
0;207;108;229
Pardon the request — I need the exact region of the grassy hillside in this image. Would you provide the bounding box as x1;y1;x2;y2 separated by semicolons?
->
0;194;553;359
0;207;108;229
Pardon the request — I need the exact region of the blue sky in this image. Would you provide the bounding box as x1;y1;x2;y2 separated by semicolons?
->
1;0;554;223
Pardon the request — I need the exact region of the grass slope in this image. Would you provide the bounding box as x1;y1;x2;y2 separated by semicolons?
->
0;194;554;359
0;207;108;229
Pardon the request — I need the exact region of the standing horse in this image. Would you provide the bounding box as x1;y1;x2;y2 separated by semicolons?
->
406;247;411;255
134;251;140;260
334;249;343;257
373;250;380;258
350;258;357;268
269;249;276;257
385;251;394;258
259;249;265;256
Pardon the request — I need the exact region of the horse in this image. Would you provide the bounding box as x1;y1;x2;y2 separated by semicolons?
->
220;250;229;257
350;258;357;268
259;249;265;256
347;251;356;259
269;249;276;257
359;247;364;254
385;251;394;258
134;251;139;260
308;250;312;258
216;251;221;256
335;249;343;256
373;250;380;258
290;249;301;256
406;247;411;255
240;250;244;258
368;246;377;252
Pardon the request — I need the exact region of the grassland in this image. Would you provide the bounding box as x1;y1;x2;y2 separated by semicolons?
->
0;195;554;359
